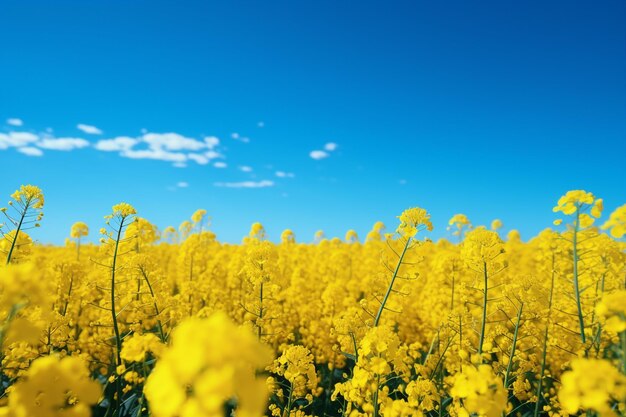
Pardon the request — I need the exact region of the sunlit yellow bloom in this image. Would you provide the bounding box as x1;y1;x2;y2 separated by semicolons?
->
70;221;89;238
396;207;433;237
0;355;101;417
558;358;626;417
601;204;626;238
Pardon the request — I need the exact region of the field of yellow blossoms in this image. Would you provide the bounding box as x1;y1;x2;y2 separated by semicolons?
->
0;184;625;417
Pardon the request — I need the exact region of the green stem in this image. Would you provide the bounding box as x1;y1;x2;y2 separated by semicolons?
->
139;267;166;343
258;282;264;340
5;201;29;265
110;216;126;416
572;207;586;344
533;252;556;417
372;374;381;417
478;261;489;356
504;303;523;388
374;237;411;327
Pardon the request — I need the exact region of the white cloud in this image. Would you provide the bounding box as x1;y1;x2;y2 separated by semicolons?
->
37;137;90;151
142;132;206;151
214;180;274;188
205;150;222;160
275;171;295;178
77;123;103;135
177;181;189;188
95;136;138;151
0;123;230;168
188;153;210;165
122;148;187;162
204;136;219;149
231;132;250;143
96;132;224;166
239;165;253;173
17;146;43;157
310;150;329;160
6;118;23;127
324;142;338;151
0;132;39;147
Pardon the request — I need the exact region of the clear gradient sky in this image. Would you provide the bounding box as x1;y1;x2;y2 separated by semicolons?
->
1;0;625;244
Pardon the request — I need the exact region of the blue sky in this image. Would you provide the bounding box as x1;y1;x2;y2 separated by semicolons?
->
1;0;625;244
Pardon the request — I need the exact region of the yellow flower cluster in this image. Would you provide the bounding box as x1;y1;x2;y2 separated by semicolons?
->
144;313;272;417
9;184;45;209
558;358;626;417
0;184;624;417
0;355;101;417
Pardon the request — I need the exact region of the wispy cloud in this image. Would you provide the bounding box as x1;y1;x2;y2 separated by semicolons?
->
38;137;90;151
214;180;274;188
122;148;187;163
17;146;43;157
310;142;339;160
239;165;253;173
214;162;227;168
324;142;338;151
94;132;223;166
309;150;329;160
77;123;103;135
275;171;295;178
231;132;250;143
177;181;189;188
6;118;23;127
0;132;39;148
94;136;138;151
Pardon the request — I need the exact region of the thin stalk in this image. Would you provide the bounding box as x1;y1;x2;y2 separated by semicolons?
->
504;303;523;389
258;282;264;340
533;252;556;417
572;207;586;343
284;382;294;417
110;216;126;417
139;267;166;343
374;237;411;327
450;270;456;311
478;261;489;356
61;273;74;316
5;201;29;265
372;374;381;417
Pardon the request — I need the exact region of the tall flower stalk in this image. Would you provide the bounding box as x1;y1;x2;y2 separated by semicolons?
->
99;203;137;417
0;185;44;265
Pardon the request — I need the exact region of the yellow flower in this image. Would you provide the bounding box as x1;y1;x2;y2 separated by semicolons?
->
121;333;165;362
553;190;595;215
596;290;626;333
0;355;101;417
70;221;89;238
490;219;503;231
450;364;507;417
281;229;296;243
109;202;137;219
558;358;626;417
345;229;359;243
601;204;626;238
191;208;207;224
396;207;433;237
10;185;44;209
144;312;273;417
